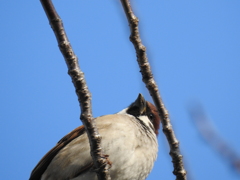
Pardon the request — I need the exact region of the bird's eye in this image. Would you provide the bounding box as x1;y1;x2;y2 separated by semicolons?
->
148;113;154;121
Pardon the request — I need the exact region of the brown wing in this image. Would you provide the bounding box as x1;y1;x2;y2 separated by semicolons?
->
29;125;89;180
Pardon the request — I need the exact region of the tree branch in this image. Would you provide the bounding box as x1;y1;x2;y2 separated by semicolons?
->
120;0;187;179
189;103;240;174
39;1;111;179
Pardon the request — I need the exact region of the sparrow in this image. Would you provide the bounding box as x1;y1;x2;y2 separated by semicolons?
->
29;94;160;180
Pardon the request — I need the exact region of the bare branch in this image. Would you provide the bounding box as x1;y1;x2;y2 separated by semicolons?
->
120;0;187;179
39;1;111;179
189;103;240;174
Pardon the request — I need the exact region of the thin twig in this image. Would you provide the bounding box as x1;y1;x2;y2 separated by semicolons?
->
189;103;240;174
120;0;187;179
40;1;111;179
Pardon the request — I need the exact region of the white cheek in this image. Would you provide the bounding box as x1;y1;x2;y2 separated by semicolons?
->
117;109;154;132
138;115;153;127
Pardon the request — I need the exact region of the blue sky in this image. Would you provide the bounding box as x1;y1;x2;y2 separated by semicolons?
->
1;1;240;180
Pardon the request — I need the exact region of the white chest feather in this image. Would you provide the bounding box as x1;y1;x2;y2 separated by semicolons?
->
41;114;158;180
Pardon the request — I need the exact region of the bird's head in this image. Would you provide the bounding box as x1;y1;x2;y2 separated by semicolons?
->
119;94;161;136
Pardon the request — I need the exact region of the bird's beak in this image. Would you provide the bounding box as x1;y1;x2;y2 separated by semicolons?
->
132;94;147;115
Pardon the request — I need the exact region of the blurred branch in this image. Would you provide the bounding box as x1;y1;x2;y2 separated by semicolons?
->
189;103;240;173
39;1;111;179
120;0;187;179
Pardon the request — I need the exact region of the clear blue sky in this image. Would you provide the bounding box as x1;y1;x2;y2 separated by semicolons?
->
1;1;240;180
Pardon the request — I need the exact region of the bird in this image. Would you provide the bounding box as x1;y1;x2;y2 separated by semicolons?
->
29;94;160;180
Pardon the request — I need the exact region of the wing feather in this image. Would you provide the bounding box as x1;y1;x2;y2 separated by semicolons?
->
29;125;89;180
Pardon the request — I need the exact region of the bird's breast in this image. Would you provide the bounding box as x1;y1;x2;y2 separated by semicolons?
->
42;114;158;180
